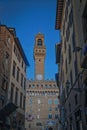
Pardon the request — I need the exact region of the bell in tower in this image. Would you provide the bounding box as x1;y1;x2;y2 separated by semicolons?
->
34;32;46;80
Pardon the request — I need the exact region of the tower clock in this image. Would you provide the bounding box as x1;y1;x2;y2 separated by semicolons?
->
34;32;46;80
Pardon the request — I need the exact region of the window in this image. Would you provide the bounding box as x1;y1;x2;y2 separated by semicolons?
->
64;37;66;52
31;84;35;88
72;32;76;51
85;90;87;107
22;60;23;68
36;122;42;126
16;67;20;82
48;99;52;104
66;23;70;42
70;70;73;87
55;107;58;111
0;96;4;107
29;99;32;104
17;53;21;62
20;93;23;108
41;84;43;88
68;44;71;64
49;107;52;111
54;99;58;104
12;61;16;77
85;90;87;124
10;83;14;102
69;117;73;130
75;94;78;105
24;78;26;90
55;114;58;119
29;85;31;88
14;45;17;56
66;59;67;73
37;115;40;119
25;65;26;72
21;74;23;87
29;124;31;128
14;45;16;53
74;60;78;77
37;39;42;46
38;99;41;104
48;114;52;119
39;59;41;62
67;0;71;6
30;107;32;113
23;96;25;110
15;88;18;105
82;5;87;42
69;103;71;112
69;8;73;28
65;3;68;22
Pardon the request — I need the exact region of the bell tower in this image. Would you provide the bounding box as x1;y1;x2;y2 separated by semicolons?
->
34;32;46;80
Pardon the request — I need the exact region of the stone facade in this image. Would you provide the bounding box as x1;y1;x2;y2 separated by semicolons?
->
0;25;12;108
0;25;29;130
55;0;87;130
26;80;59;130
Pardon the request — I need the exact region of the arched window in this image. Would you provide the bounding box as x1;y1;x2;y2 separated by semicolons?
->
37;39;42;46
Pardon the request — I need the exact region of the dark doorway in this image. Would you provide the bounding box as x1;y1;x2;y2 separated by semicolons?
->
49;127;53;130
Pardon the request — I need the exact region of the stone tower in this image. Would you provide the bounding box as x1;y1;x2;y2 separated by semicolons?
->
34;32;46;80
25;33;59;130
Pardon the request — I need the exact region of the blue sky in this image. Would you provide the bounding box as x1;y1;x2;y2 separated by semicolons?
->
0;0;60;80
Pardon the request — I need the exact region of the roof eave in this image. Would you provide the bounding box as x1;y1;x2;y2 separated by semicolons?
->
55;0;64;30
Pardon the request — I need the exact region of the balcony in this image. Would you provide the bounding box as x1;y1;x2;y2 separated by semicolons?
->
81;44;87;69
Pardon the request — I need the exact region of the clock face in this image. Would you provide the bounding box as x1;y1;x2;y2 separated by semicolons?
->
36;74;43;80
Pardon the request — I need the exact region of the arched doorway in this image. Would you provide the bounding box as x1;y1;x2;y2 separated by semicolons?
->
49;127;53;130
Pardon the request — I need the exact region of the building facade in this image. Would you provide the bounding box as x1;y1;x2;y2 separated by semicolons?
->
0;25;29;130
55;0;87;130
0;25;14;130
25;33;59;130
